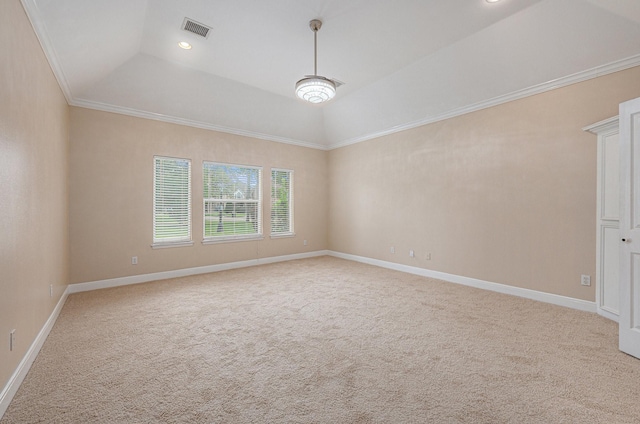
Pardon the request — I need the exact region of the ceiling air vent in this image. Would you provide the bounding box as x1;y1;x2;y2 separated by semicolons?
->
181;17;211;39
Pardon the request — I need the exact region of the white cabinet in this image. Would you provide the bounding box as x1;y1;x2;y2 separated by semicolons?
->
585;117;619;321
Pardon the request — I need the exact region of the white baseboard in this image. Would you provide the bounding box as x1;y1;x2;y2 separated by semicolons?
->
328;251;597;313
0;286;71;419
0;250;328;419
68;250;330;294
1;249;595;420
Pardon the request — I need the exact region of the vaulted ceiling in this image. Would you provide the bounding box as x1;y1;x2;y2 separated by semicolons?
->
23;0;640;149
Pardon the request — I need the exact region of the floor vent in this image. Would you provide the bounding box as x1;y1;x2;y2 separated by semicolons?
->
181;18;211;39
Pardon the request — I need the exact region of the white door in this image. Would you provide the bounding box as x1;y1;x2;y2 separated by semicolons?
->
619;96;640;358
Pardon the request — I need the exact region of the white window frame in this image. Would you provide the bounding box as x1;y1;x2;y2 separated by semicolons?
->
202;161;263;244
152;156;193;248
270;168;294;238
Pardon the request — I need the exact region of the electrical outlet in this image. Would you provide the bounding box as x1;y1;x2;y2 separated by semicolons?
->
49;284;53;297
426;253;431;260
131;256;138;265
581;275;591;286
10;330;15;351
390;246;395;254
303;240;308;246
409;250;415;258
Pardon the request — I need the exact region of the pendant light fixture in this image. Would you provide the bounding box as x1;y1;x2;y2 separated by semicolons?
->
295;19;342;104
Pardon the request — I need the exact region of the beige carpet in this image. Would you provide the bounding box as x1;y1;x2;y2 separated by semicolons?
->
2;256;640;423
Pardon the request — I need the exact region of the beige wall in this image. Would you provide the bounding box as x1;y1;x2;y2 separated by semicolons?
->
5;0;640;401
0;0;69;392
329;66;640;301
68;108;329;284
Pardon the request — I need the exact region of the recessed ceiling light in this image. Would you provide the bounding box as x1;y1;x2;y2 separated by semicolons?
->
486;0;501;3
178;41;192;50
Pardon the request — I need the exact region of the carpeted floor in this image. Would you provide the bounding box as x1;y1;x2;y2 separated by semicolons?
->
2;256;640;423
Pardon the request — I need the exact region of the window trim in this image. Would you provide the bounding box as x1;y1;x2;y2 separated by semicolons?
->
270;168;294;238
152;240;194;249
202;161;263;243
152;155;192;248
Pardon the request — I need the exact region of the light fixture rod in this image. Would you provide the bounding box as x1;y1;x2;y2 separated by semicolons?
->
314;27;317;76
309;19;322;76
295;19;336;104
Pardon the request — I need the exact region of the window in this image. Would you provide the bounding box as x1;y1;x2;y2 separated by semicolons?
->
203;162;262;242
153;156;192;246
271;169;293;236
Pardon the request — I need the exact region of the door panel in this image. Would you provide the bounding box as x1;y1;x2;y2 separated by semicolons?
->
602;225;619;314
619;97;640;358
602;133;619;220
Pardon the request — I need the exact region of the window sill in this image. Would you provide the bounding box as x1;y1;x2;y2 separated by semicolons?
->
202;235;264;245
151;240;194;249
270;232;296;239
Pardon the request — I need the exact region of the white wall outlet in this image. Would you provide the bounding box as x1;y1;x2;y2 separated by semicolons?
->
131;256;138;265
49;284;53;297
409;250;415;258
426;253;431;260
581;275;591;286
303;239;308;246
390;246;395;254
10;330;15;351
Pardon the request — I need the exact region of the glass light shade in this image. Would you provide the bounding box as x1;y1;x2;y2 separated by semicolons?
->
295;77;336;104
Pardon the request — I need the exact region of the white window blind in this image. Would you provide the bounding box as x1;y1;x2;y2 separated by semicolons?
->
153;156;192;245
203;162;262;241
271;169;293;235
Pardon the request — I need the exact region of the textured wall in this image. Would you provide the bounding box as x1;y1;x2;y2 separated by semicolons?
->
0;0;69;394
68;107;329;284
6;0;640;403
328;66;640;301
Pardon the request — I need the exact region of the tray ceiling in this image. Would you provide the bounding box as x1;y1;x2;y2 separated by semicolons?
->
23;0;640;149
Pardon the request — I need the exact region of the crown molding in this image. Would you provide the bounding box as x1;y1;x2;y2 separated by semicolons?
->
21;0;327;151
20;0;74;103
328;54;640;150
20;0;640;153
70;98;329;151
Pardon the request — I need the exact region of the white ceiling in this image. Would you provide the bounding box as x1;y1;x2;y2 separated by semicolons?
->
23;0;640;149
